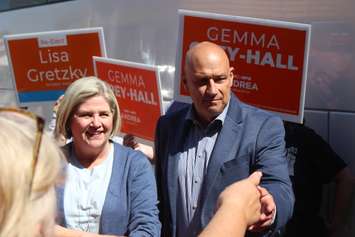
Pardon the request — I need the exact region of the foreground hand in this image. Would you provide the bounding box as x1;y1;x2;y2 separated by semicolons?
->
199;172;263;237
248;186;276;232
217;171;263;226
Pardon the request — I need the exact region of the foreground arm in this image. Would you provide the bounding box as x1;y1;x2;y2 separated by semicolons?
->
199;172;262;237
54;225;120;237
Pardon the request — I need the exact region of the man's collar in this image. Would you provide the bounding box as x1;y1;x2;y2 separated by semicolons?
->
185;98;231;128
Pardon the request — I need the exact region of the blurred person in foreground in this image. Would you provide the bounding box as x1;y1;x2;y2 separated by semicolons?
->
54;77;160;237
155;41;294;237
0;108;63;237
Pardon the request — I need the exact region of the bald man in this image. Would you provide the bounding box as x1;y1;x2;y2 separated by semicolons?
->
155;42;294;237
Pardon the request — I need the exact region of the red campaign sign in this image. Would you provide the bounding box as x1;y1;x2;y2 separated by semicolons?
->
4;28;106;104
174;10;311;123
94;57;163;141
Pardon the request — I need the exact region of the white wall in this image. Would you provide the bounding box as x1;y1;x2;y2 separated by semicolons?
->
2;0;354;165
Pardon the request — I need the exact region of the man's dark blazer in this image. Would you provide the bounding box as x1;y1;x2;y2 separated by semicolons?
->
155;94;294;237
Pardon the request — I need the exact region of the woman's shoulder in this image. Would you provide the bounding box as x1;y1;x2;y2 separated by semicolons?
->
111;142;154;184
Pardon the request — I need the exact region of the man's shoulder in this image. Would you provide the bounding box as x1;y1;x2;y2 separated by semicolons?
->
233;99;279;123
160;102;190;123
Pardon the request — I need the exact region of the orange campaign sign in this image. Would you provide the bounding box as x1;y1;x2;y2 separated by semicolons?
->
93;57;163;141
4;27;106;105
174;10;311;123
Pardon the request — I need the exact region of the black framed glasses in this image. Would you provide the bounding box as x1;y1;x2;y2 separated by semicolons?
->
0;107;45;194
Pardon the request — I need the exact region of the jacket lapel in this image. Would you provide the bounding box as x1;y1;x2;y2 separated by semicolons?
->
100;143;123;232
199;95;243;221
166;112;191;232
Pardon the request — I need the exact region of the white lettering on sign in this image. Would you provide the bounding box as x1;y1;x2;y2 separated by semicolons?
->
27;66;87;82
206;26;280;50
111;85;126;99
188;41;298;71
38;34;68;48
108;70;146;89
232;74;258;91
122;111;141;124
111;85;158;105
39;49;69;64
233;80;258;91
128;88;158;105
245;50;298;70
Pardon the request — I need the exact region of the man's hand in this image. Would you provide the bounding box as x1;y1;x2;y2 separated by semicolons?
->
248;186;276;232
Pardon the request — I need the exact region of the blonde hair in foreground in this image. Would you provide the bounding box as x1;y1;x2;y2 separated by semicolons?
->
54;76;121;141
0;116;63;237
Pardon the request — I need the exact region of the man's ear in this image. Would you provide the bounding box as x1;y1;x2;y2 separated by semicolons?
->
228;67;235;86
182;74;188;90
229;67;235;78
